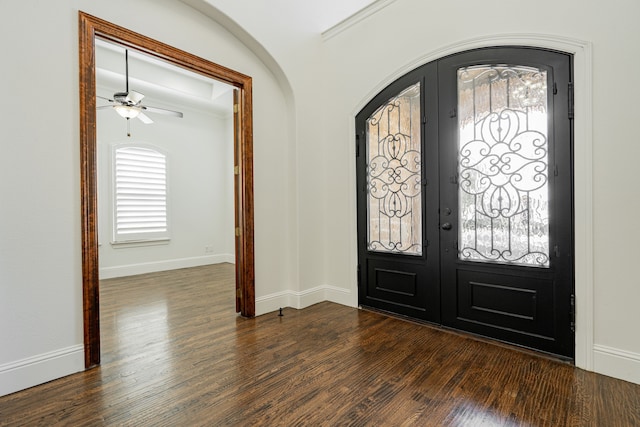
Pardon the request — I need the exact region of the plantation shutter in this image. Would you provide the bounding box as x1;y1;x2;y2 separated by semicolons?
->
113;145;169;241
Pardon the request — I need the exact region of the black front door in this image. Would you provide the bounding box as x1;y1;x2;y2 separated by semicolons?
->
356;47;574;359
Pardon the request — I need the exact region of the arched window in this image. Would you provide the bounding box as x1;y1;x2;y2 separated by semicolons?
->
112;144;169;243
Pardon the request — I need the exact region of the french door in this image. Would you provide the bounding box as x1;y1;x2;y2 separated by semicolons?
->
356;47;574;358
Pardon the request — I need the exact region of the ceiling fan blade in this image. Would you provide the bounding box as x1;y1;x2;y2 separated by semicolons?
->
127;90;145;105
97;95;115;102
114;91;145;106
137;112;154;124
142;105;184;118
96;105;113;110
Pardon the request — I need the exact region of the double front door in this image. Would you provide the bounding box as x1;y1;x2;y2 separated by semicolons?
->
356;47;574;359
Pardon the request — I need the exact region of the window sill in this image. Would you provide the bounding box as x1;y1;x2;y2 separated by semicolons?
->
110;238;170;249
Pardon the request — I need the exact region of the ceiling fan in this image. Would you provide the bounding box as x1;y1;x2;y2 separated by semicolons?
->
97;49;183;136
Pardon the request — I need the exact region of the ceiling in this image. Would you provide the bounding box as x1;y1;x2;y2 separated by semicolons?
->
95;38;235;117
95;0;378;117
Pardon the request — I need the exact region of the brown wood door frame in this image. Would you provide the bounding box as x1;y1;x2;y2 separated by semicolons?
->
79;11;255;368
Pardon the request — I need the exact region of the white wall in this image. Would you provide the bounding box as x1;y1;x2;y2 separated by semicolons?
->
97;95;235;279
196;0;640;385
0;0;295;396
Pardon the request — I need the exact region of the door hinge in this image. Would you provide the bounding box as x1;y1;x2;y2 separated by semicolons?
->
235;227;241;237
237;288;242;299
554;164;559;176
357;264;361;287
234;165;240;175
450;175;458;184
449;107;457;118
423;116;427;124
356;134;360;157
568;82;574;120
554;245;560;257
553;82;558;95
570;294;576;332
233;103;239;113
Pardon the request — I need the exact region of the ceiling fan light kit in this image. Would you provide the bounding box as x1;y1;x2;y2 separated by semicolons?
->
113;104;141;119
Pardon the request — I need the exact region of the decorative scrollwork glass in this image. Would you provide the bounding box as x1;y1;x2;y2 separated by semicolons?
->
457;66;550;267
366;83;422;255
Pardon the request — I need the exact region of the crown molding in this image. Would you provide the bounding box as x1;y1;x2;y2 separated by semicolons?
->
321;0;397;41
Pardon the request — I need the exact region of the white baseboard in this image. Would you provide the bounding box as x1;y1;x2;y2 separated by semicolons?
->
99;254;235;279
0;345;84;397
255;284;354;316
593;344;640;385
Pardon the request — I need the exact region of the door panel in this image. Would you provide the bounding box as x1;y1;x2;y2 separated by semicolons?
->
357;65;441;323
438;48;573;358
363;258;431;317
357;47;573;359
455;268;554;337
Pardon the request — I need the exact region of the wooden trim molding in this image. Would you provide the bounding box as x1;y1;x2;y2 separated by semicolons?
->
78;11;255;368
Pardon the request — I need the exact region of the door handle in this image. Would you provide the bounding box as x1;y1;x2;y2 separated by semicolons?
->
441;222;452;230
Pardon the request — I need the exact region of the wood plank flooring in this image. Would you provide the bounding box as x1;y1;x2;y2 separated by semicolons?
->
1;263;639;426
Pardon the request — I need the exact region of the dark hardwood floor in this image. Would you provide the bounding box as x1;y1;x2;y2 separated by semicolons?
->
1;263;638;426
